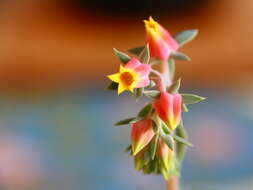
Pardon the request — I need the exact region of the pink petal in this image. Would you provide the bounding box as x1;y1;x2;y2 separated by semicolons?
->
172;94;182;125
147;35;173;61
153;92;173;123
136;77;150;88
131;118;155;155
125;58;141;69
159;24;179;51
134;64;151;77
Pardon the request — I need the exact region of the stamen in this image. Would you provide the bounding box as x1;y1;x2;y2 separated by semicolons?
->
120;72;134;86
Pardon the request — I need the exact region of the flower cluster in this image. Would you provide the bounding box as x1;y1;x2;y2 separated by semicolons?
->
107;17;205;180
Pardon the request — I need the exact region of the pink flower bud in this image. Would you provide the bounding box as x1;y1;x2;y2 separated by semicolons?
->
108;58;151;94
157;138;174;172
131;118;155;156
144;17;178;61
153;92;182;130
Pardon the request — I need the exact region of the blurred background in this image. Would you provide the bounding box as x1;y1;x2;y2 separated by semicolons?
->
0;0;252;189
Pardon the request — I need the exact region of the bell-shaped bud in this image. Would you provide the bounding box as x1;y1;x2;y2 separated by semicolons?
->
131;118;155;156
156;138;175;172
134;149;145;171
153;92;182;130
144;17;178;61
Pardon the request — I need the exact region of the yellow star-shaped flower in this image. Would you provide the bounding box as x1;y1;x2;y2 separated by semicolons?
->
108;65;138;94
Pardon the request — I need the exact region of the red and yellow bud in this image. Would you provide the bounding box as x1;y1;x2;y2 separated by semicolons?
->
144;17;178;61
108;58;151;94
157;138;175;172
134;149;145;171
131;118;155;156
153;92;182;130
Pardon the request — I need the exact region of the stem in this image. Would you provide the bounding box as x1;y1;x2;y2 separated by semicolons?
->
166;177;180;190
157;60;180;190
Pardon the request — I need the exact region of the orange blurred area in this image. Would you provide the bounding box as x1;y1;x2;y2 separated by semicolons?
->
0;0;252;91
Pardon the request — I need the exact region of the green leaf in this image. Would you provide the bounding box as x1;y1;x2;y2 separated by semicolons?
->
182;104;189;112
114;118;135;126
181;93;206;104
113;48;131;64
168;59;175;80
143;163;152;174
150;59;160;66
146;80;156;89
139;45;150;64
167;78;181;93
144;90;160;99
107;82;118;91
175;122;188;162
128;46;145;55
161;134;174;150
129;117;143;124
174;29;198;47
150;134;159;160
125;144;132;153
138;103;152;118
171;52;191;61
173;135;193;147
161;122;173;135
144;151;151;165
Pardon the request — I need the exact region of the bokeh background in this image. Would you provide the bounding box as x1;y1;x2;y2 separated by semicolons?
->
0;0;252;190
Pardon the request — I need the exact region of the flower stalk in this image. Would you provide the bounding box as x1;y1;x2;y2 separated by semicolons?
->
158;53;179;190
106;17;205;190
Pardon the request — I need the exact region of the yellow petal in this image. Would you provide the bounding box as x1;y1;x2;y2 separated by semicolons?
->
120;65;126;73
128;85;135;93
108;73;120;83
118;83;127;95
149;16;155;23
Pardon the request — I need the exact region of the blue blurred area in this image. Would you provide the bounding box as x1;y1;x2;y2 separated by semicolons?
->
0;86;252;190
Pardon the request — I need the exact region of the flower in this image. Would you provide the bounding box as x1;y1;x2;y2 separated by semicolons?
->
108;58;151;94
144;16;178;61
157;138;175;172
131;118;155;156
153;92;182;130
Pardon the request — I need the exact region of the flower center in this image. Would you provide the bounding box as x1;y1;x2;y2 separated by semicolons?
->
120;72;134;86
146;21;158;32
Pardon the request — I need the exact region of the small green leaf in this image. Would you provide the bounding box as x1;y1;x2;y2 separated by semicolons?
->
146;80;156;89
168;59;175;80
134;155;144;171
113;48;131;64
182;104;189;112
144;151;151;165
129;117;143;124
150;59;160;66
173;135;193;147
171;52;191;61
115;118;135;126
175;123;187;162
161;122;172;135
182;94;206;104
139;45;150;64
167;78;181;93
161;134;174;150
150;134;159;160
138;104;152;118
143;164;152;174
144;90;160;99
107;82;118;90
125;144;132;153
128;46;145;55
174;29;198;47
160;119;173;135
